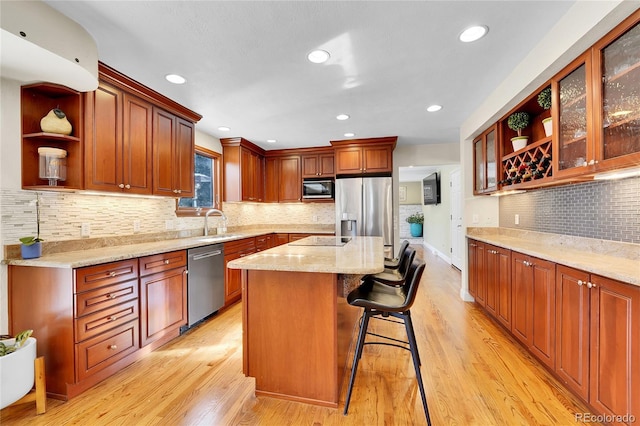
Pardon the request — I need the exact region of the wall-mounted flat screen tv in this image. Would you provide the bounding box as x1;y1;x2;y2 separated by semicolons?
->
423;172;441;205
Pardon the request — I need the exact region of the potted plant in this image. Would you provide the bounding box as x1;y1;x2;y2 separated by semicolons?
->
406;212;424;237
537;87;553;137
507;111;530;151
19;194;43;259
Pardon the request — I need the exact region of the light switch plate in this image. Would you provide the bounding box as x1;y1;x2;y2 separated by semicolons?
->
81;222;90;237
515;214;520;225
133;220;141;232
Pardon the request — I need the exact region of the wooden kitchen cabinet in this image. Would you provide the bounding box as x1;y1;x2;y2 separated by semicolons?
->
84;79;153;194
264;154;302;202
152;108;195;197
272;233;290;247
223;237;256;306
556;265;640;420
139;251;188;349
473;125;499;194
467;239;486;307
511;252;556;369
221;137;265;202
330;136;397;176
9;259;141;399
301;152;335;177
21;83;83;190
484;244;511;329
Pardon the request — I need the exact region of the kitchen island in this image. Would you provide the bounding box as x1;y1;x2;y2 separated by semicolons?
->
227;236;385;407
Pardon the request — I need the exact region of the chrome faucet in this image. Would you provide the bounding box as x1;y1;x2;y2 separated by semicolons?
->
204;209;227;236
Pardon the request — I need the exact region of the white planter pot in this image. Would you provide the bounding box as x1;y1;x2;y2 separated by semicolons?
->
0;337;36;409
542;117;553;137
511;136;529;152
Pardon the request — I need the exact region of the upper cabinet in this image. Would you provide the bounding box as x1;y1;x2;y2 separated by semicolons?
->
301;151;334;178
473;124;498;194
331;136;397;176
477;11;640;194
84;80;153;194
22;62;201;196
221;137;265;202
21;83;83;190
265;154;302;202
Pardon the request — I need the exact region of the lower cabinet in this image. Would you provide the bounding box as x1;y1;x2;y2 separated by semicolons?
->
556;265;640;421
9;251;188;400
511;252;555;369
223;237;256;306
468;239;640;423
139;251;188;349
485;244;511;329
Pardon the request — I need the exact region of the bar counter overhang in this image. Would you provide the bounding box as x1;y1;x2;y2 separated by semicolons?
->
227;236;385;407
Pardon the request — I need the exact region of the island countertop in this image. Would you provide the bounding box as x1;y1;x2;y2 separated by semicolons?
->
227;235;385;275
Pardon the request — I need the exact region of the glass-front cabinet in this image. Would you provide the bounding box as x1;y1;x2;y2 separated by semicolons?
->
592;12;640;171
473;124;498;194
553;53;594;179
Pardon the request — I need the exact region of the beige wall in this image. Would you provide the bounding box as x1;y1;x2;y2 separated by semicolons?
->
399;181;421;205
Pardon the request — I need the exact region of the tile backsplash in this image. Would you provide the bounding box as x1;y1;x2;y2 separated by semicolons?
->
499;176;640;244
0;189;336;247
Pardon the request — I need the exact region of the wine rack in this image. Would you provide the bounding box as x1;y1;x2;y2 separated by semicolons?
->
500;137;552;187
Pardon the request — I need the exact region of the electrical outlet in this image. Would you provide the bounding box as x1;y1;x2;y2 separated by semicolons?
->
514;214;520;225
312;215;318;222
472;214;479;224
133;220;141;232
81;222;90;237
165;220;174;230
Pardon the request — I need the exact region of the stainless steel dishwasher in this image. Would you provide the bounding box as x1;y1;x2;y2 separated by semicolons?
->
186;244;224;328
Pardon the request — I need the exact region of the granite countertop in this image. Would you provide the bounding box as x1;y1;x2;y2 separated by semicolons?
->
227;236;385;275
3;227;335;269
467;227;640;286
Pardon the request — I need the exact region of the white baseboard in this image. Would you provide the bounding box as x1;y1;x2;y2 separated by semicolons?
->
422;240;451;264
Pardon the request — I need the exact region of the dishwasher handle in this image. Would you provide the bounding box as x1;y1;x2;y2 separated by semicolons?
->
191;250;222;261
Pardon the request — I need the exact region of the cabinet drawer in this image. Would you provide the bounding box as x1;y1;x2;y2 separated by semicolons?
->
224;238;256;255
75;299;139;343
75;259;139;293
256;235;269;251
76;279;138;318
75;320;139;381
139;250;187;277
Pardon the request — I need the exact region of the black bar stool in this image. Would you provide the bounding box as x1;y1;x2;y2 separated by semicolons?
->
343;259;431;426
366;246;416;287
384;240;410;270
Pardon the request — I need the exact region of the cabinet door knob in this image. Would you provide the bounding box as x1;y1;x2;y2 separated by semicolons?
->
578;280;584;286
125;184;131;189
587;281;596;289
118;183;125;189
108;344;117;350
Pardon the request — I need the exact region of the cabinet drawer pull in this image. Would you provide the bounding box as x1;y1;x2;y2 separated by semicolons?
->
164;259;170;265
108;344;117;350
108;271;116;277
106;293;117;299
107;316;117;322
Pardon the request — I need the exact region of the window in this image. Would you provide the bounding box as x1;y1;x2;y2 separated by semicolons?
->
176;146;221;216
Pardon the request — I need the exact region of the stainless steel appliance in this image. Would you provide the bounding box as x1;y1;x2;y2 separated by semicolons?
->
187;244;224;328
335;177;393;257
302;179;334;199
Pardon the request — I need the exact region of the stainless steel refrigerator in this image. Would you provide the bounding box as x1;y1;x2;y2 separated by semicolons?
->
335;177;393;257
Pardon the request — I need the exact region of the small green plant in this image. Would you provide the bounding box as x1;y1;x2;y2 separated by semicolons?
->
406;212;424;224
0;329;33;357
507;112;530;137
537;87;552;110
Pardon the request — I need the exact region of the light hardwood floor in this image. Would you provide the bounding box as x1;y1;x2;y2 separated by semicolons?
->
1;246;595;425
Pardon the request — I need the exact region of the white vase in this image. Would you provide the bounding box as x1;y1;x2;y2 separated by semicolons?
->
0;337;36;409
511;136;529;152
542;117;553;137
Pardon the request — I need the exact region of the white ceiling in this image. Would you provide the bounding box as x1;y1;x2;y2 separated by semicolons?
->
44;1;575;151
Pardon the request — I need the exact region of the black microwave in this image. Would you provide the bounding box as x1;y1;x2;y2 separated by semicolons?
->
302;179;334;199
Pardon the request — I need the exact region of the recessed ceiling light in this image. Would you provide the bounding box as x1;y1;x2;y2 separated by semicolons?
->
427;105;442;112
459;25;489;43
218;126;230;131
267;139;277;143
165;74;186;84
307;49;330;64
336;114;350;121
344;132;355;137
